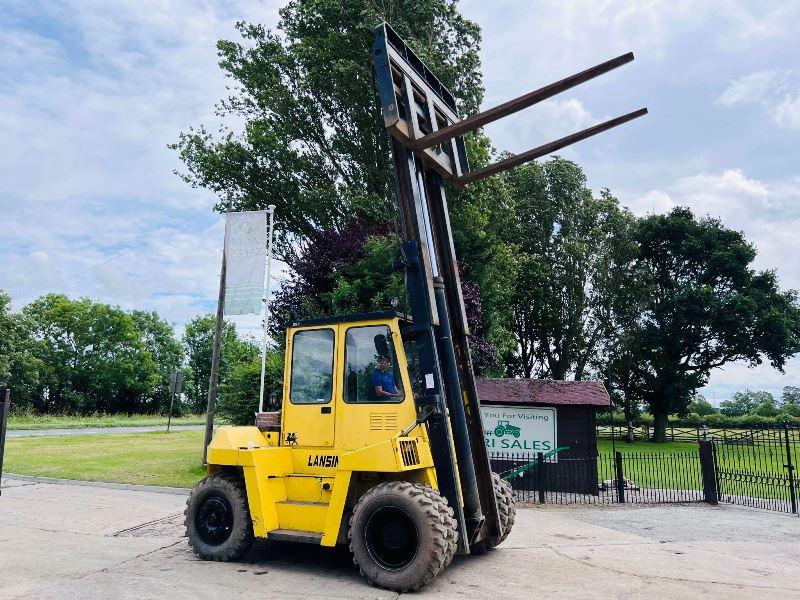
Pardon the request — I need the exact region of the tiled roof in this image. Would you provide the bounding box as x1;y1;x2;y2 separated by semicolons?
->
476;377;611;407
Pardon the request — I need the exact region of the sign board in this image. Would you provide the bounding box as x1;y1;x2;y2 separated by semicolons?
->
169;370;185;396
481;405;558;462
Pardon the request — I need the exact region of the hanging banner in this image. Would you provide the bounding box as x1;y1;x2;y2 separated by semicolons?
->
224;210;267;315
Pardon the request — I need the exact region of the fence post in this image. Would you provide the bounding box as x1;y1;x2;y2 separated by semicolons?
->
670;425;674;442
0;389;10;497
614;451;625;503
784;424;797;514
698;440;718;505
537;452;545;504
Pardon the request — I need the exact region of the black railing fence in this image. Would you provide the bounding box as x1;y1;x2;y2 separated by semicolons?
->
713;425;798;514
492;425;800;515
490;450;704;505
597;423;800;444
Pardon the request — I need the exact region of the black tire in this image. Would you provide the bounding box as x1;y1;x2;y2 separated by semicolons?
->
349;482;457;592
470;472;516;554
185;472;254;561
494;472;516;545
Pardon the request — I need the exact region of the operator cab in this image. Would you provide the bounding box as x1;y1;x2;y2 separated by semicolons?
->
281;311;421;451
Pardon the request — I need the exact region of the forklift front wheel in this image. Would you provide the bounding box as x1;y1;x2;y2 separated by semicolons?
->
185;472;254;561
349;481;457;592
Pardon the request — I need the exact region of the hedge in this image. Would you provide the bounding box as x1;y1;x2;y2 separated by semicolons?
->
597;410;800;429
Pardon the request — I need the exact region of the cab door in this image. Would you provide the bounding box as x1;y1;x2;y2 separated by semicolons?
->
281;327;337;447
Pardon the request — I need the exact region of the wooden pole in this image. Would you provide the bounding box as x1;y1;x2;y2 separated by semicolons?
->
0;389;10;496
203;207;230;464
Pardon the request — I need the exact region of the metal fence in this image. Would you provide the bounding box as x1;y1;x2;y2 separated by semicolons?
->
598;423;800;444
713;425;798;514
491;425;800;516
490;450;705;505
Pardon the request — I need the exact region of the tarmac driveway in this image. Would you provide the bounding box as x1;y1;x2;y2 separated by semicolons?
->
1;476;799;599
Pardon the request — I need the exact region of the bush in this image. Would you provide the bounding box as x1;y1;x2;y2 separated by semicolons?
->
217;350;283;426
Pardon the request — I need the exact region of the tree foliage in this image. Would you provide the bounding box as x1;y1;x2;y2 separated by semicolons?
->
182;314;259;412
172;0;483;251
617;208;800;441
20;295;160;414
218;350;284;425
500;158;638;380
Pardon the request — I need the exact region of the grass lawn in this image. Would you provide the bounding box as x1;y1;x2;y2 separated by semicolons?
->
597;439;699;454
7;413;207;430
3;430;206;488
4;431;793;502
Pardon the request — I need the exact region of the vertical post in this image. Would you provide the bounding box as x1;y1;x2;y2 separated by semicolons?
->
537;452;545;504
258;204;276;414
784;424;797;514
615;451;625;503
699;440;718;505
0;389;9;496
203;229;227;465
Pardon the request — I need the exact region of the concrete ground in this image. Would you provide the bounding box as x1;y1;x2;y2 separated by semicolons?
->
1;476;799;599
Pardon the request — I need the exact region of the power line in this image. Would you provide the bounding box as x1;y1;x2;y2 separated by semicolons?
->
15;247;137;304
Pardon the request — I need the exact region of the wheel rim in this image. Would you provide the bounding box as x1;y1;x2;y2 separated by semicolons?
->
195;493;234;545
364;505;419;570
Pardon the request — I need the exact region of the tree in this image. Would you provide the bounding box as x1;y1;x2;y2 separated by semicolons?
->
22;295;159;414
218;350;284;425
130;310;185;413
182;314;258;412
781;385;800;407
687;394;717;416
719;389;775;416
0;291;42;410
623;208;800;441
172;0;484;251
501;158;638;380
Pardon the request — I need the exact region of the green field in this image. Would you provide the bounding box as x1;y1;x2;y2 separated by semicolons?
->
4;430;206;488
7;413;207;430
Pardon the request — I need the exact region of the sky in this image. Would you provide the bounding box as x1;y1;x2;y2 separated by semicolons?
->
1;0;798;403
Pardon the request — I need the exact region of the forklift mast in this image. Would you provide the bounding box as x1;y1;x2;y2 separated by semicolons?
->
372;23;646;552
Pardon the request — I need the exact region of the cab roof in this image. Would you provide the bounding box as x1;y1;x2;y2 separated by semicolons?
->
291;310;411;328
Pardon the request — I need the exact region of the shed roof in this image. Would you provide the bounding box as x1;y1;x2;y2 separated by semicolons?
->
476;378;611;407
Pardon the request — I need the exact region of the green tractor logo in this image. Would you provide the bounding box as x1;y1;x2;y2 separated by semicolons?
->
493;420;521;438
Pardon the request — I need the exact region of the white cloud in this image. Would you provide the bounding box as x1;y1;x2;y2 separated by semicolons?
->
629;169;800;289
717;70;779;106
0;0;282;328
773;95;800;130
718;69;800;130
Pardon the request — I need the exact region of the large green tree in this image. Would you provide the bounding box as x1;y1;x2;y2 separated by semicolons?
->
0;290;42;410
182;314;259;412
619;208;800;441
22;295;160;414
500;158;638;380
130;310;185;413
173;0;483;250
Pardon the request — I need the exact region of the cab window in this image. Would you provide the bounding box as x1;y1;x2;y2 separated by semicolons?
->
289;328;334;404
344;325;404;403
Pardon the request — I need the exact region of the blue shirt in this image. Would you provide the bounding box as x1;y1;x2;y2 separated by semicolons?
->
371;368;397;395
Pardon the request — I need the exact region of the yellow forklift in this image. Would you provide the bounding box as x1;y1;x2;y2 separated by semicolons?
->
185;23;645;591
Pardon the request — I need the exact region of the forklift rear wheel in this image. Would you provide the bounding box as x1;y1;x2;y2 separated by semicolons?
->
470;472;516;554
185;472;254;561
349;481;457;592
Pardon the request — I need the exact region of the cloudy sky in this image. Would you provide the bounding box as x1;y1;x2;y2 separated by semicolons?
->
2;0;798;402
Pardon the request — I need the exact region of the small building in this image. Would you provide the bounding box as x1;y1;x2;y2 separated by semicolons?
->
476;378;611;495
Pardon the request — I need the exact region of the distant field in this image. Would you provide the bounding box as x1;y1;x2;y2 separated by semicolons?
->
7;413;207;430
596;439;698;454
4;430;206;488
